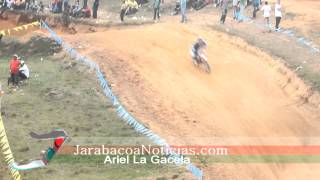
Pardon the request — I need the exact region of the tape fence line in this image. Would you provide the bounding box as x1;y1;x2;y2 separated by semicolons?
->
242;16;320;54
40;20;203;180
0;115;21;180
0;21;40;37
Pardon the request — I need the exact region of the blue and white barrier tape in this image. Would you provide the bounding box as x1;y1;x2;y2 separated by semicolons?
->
242;16;320;54
40;20;203;180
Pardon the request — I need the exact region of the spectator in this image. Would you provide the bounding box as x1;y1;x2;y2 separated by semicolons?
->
62;3;70;26
83;0;87;8
238;0;245;21
92;0;99;18
153;0;161;21
274;0;282;31
9;54;20;87
71;0;81;16
57;0;63;13
252;0;259;18
7;0;15;9
19;60;30;81
261;1;271;30
120;1;126;22
232;0;238;20
12;0;27;10
180;0;187;23
234;0;241;21
0;0;4;7
220;0;228;24
39;1;44;12
25;0;35;10
120;0;138;22
25;0;31;10
51;0;59;13
63;0;69;12
81;5;91;18
0;0;7;17
172;0;180;15
214;0;221;7
30;1;43;13
246;0;250;7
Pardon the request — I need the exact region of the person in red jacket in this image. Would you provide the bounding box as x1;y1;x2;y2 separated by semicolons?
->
9;54;20;87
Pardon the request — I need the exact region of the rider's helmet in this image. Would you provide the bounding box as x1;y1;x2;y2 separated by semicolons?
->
197;37;207;48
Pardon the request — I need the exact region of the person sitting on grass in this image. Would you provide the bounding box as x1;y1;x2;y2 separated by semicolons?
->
19;59;29;81
120;0;138;22
71;0;81;16
9;54;20;87
81;5;91;18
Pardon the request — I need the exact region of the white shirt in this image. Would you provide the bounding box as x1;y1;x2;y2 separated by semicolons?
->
233;0;238;6
275;4;282;17
261;5;271;18
19;64;30;78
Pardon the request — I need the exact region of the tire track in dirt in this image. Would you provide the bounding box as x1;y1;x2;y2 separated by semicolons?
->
60;20;320;180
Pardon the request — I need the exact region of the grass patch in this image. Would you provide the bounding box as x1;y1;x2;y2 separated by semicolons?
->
0;36;61;58
0;37;187;179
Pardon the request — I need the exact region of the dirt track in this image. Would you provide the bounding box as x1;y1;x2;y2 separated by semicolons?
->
2;0;320;179
62;20;320;140
60;18;320;179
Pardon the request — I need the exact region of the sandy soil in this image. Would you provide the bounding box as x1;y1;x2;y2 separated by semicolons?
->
59;19;320;179
62;20;320;140
0;21;15;29
2;0;320;179
280;0;320;45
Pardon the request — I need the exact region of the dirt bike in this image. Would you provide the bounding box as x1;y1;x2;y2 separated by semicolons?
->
191;50;211;73
191;0;211;10
194;54;211;73
172;0;210;15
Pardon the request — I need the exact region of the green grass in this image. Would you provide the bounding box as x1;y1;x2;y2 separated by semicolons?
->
0;36;61;58
0;37;188;179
